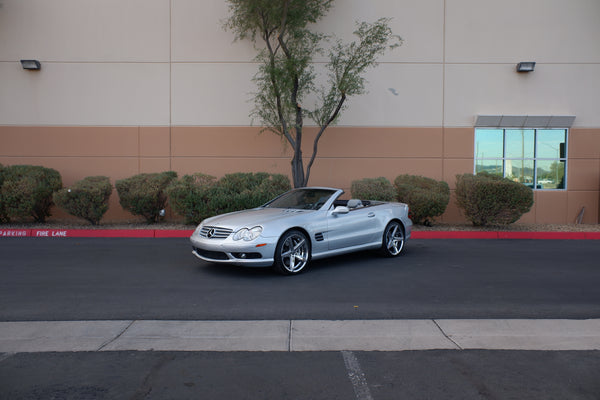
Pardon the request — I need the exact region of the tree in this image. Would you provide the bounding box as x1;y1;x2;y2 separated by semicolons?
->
225;0;401;187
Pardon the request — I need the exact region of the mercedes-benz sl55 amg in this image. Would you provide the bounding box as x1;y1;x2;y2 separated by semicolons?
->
190;187;412;274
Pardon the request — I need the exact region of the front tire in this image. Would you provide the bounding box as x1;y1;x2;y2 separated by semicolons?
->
273;230;310;275
380;221;405;257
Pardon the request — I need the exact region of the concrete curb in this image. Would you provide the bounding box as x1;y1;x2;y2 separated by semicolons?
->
0;229;191;238
1;319;599;353
413;231;600;240
1;228;599;239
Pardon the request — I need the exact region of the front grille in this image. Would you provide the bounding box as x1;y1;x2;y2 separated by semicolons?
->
194;247;229;260
199;226;233;239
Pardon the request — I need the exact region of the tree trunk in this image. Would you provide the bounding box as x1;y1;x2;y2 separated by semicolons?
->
291;148;305;188
291;104;306;187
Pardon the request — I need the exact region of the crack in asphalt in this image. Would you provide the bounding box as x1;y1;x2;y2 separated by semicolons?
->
130;353;176;400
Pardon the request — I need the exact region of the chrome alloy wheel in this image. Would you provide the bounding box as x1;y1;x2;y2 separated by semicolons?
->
383;221;405;256
275;230;310;274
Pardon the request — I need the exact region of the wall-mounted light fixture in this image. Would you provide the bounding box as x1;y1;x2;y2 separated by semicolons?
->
20;60;41;70
516;62;535;72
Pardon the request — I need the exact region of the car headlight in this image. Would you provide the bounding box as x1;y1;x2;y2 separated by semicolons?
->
233;226;263;241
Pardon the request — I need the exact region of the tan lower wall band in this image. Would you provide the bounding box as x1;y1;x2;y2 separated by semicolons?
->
1;126;599;224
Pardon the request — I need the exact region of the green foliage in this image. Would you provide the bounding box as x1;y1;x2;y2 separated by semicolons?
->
455;173;534;226
394;175;450;225
167;172;292;225
210;173;291;214
53;176;112;225
166;173;218;225
225;0;334;43
225;0;401;187
116;172;177;223
0;165;62;223
350;177;396;201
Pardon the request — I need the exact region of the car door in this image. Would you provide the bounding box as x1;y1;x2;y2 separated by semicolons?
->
326;206;380;250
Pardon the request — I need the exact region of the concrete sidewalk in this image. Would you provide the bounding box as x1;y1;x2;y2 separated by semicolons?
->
1;319;599;353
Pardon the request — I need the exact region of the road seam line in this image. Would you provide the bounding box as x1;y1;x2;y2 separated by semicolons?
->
342;351;374;400
288;320;293;352
433;319;463;350
96;320;136;351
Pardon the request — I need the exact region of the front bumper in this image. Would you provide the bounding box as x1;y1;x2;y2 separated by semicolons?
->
190;234;276;267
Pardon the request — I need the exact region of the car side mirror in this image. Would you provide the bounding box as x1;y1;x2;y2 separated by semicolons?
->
332;206;350;215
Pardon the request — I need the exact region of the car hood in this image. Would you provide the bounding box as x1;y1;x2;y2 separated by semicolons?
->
201;208;314;231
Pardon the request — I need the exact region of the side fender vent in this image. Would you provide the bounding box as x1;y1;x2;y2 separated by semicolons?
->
315;233;324;242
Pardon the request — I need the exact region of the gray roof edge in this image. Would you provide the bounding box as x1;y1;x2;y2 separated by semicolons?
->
475;115;575;128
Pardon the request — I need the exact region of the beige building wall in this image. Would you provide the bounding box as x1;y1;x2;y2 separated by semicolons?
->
1;0;599;223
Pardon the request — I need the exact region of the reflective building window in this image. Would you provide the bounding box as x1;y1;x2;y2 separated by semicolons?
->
475;128;567;190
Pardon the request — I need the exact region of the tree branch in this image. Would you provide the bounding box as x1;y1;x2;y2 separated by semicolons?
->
304;93;346;185
275;0;303;157
260;12;296;148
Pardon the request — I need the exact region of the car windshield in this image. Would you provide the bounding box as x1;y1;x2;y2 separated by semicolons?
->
264;188;336;210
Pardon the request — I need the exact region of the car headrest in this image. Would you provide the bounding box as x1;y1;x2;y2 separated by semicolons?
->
347;199;363;209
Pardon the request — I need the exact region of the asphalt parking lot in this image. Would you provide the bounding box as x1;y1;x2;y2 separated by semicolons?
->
2;350;599;400
1;237;599;399
1;238;599;320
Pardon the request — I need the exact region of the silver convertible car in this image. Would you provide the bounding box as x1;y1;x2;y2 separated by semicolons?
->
190;187;412;275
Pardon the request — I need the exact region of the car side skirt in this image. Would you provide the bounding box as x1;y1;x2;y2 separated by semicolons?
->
310;242;383;261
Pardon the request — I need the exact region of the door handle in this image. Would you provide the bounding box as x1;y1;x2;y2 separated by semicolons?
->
368;212;375;218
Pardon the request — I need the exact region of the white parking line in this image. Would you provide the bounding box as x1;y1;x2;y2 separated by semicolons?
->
342;351;374;400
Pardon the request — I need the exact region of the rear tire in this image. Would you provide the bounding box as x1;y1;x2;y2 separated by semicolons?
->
273;230;311;275
380;221;405;257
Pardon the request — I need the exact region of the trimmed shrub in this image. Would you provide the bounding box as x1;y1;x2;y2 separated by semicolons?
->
455;173;534;226
0;165;62;223
167;172;291;225
394;175;450;225
166;173;218;225
209;172;291;214
350;177;396;201
116;171;177;223
53;176;112;225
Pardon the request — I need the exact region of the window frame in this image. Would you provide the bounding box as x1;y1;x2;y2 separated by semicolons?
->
474;128;568;191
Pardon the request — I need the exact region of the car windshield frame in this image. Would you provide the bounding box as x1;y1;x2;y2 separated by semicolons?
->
263;188;337;210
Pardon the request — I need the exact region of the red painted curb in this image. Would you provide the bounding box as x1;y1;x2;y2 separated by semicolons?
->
0;229;30;237
496;231;587;240
30;229;156;238
584;232;600;240
154;230;195;238
412;231;499;239
411;231;597;240
1;228;599;239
